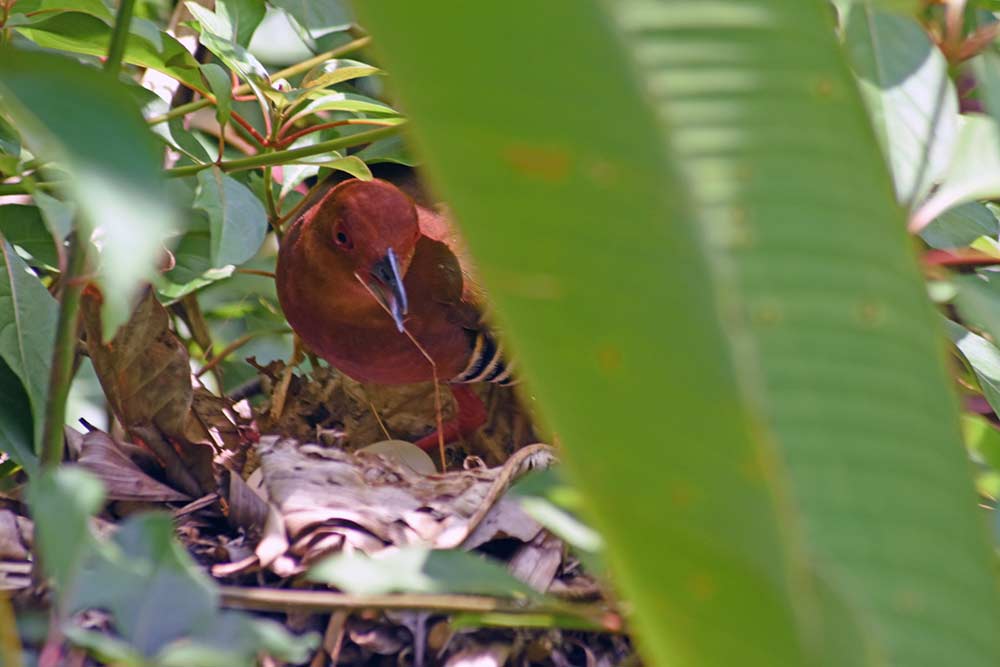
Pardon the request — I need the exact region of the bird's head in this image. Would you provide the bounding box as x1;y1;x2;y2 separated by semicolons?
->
308;178;421;331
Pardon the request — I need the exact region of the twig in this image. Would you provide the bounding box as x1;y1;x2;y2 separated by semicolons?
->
165;125;402;178
103;0;136;74
217;586;618;631
40;233;87;467
146;37;373;125
0;594;22;667
196;327;291;378
277;119;398;149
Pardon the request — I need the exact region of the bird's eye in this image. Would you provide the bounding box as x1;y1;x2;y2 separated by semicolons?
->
334;231;351;248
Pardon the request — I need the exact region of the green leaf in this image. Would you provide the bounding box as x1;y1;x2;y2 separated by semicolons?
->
301;58;378;89
844;5;958;208
954;273;1000;344
511;469;604;565
357;1;1000;665
217;0;265;47
0;114;21;158
948;319;1000;414
0;359;37;473
295;91;399;118
0;205;59;267
27;466;105;592
0;50;181;336
13;12;205;93
33;191;74;244
308;547;537;598
920;202;1000;249
915;114;1000;229
65;512;318;661
0;240;58;450
315;155;371;180
157;221;236;301
200;63;233;128
355;134;416;166
193;167;268;267
267;0;352;38
963;413;1000;472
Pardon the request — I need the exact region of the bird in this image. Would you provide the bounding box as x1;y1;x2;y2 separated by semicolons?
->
275;177;514;452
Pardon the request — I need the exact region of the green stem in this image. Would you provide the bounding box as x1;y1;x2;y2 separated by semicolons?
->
0;181;60;196
147;37;373;125
103;0;136;74
166;124;402;178
40;233;87;468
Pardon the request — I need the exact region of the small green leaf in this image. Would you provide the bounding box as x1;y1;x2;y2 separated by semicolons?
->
947;319;1000;414
267;0;352;38
954;273;1000;344
317;155;371;181
921;202;1000;249
301;59;379;89
193;167;268;267
915;115;1000;229
0;359;37;473
844;5;958;208
216;0;264;47
355;134;416;166
296;91;399;118
200;63;233;128
0;205;59;267
308;547;538;598
33;191;74;244
963;414;1000;472
0;240;58;450
0;114;21;158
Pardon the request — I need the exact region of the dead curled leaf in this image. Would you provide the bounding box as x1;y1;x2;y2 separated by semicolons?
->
81;286;215;496
243;436;558;586
76;430;189;502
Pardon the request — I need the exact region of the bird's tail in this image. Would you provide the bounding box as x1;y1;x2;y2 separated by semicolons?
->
451;329;517;386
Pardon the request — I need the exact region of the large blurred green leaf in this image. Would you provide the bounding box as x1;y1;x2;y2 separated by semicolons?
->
356;0;1000;665
0;240;58;453
28;466;106;593
844;5;957;209
0;50;181;335
616;2;1000;665
356;3;827;666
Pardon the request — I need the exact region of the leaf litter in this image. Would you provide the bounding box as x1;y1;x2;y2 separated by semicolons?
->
6;275;632;666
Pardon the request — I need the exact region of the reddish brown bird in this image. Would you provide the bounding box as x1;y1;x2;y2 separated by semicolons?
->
276;178;513;450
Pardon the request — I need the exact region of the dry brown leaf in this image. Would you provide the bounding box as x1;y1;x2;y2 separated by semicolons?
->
81;287;215;496
0;510;30;561
249;436;554;576
76;430;190;502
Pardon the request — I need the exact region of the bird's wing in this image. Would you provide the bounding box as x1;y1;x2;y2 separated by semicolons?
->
416;203;488;309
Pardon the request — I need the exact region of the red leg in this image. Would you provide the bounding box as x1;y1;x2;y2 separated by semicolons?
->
413;384;487;451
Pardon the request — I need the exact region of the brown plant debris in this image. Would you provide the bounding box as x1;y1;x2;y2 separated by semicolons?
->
242;437;556;577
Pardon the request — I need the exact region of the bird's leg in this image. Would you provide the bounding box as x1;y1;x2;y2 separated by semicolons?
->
413;384;488;451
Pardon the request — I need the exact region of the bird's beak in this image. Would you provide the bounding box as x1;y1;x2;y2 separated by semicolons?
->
369;247;409;332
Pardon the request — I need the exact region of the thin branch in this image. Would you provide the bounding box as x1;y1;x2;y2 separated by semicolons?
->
217;586;621;632
195;327;291;378
165;124;402;178
103;0;136;74
146;37;373;125
40;233;87;467
277;119;398;149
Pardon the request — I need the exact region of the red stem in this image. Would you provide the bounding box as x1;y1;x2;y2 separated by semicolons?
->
277;119;396;149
